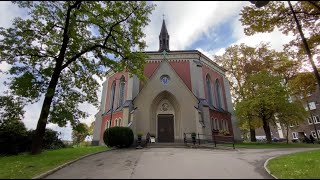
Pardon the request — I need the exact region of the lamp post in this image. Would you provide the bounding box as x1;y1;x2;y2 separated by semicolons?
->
249;1;320;91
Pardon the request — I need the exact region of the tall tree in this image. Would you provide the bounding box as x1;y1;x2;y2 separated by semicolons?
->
236;71;297;143
214;43;300;141
240;1;320;89
0;1;155;154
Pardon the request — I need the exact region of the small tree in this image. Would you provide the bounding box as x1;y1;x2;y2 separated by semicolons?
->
72;123;89;146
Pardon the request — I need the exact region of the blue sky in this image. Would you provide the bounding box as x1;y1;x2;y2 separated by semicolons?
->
188;21;236;51
0;1;298;141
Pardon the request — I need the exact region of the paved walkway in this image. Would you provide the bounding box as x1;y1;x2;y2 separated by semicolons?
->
45;147;319;179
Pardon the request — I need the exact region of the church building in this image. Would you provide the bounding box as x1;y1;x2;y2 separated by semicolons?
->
92;19;241;145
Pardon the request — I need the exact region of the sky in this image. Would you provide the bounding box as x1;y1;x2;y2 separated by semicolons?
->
0;1;301;141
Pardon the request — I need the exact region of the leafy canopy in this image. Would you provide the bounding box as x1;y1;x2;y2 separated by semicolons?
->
0;1;155;128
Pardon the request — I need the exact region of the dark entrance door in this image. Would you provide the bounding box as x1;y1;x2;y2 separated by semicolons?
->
158;114;174;142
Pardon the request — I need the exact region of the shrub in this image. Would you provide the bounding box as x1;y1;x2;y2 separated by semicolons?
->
28;129;65;150
0;120;29;155
103;127;134;148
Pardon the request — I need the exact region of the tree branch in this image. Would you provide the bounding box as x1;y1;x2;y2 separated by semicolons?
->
60;5;139;70
307;1;320;12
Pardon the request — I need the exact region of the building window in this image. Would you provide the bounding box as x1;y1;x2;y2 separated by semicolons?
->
311;131;317;138
225;120;229;132
215;119;220;130
118;76;125;107
109;81;116;110
317;130;320;138
211;118;215;130
308;117;313;124
215;79;223;109
118;119;121;126
206;75;214;106
313;115;320;124
292;132;298;139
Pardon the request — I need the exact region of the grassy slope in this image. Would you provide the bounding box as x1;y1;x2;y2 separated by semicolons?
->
0;146;108;179
267;149;320;179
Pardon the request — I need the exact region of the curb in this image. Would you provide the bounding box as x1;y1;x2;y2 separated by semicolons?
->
32;147;115;179
263;156;278;179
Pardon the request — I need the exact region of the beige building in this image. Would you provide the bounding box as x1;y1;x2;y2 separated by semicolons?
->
92;20;241;145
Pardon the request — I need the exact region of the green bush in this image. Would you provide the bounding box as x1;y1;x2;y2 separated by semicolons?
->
0;121;30;155
103;127;133;148
0;123;65;155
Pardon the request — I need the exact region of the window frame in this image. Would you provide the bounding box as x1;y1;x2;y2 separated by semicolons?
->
292;132;298;139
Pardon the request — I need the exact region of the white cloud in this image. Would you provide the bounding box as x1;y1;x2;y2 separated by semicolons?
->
0;1;305;141
143;1;249;51
0;2;28;28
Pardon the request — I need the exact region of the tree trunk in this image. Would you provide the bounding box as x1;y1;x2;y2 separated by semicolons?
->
248;118;256;142
31;64;63;154
30;2;78;154
250;128;256;142
262;117;272;144
286;124;289;144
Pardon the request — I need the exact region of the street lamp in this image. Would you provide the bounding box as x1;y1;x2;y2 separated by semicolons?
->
249;1;320;92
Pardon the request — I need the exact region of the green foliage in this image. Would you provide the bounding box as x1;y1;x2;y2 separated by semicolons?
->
240;1;320;63
0;120;65;155
0;120;29;155
0;1;155;133
235;71;306;143
103;127;134;148
288;71;317;100
214;43;300;104
72;123;89;144
0;95;25;124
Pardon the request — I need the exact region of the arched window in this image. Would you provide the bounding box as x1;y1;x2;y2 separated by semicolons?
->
206;75;214;106
225;120;229;132
109;81;116;110
215;119;219;130
118;76;125;107
216;79;224;109
115;119;118;127
118;119;121;126
211;117;215;130
105;121;109;129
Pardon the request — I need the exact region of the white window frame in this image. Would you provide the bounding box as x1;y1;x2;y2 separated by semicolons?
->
292;132;298;139
313;115;320;124
308;117;313;124
318;130;320;138
311;131;317;138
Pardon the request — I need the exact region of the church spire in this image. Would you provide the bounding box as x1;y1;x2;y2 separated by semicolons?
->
159;17;170;52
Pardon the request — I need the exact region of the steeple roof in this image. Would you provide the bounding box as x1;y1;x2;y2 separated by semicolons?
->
159;19;170;52
160;19;168;35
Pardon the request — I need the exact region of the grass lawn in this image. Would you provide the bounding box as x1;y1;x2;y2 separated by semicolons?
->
230;142;320;149
267;149;320;179
0;146;108;179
